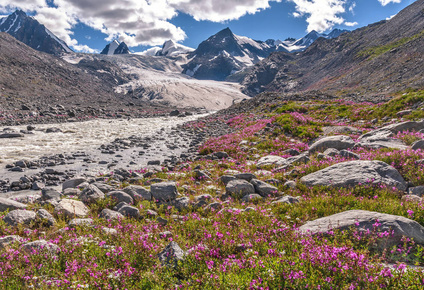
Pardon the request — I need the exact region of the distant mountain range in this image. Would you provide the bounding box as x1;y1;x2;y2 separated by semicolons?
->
181;27;347;81
1;1;424;106
0;10;72;55
0;10;346;81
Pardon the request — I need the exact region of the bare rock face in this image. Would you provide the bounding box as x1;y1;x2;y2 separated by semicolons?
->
299;210;424;248
300;160;407;191
54;199;90;218
308;135;355;153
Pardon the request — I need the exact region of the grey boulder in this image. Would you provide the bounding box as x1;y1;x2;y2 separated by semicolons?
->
99;209;124;220
62;178;87;191
300;160;407;191
118;205;140;219
54;199;90;218
0;197;27;212
21;240;60;254
409;186;424;197
79;185;105;203
309;135;355;153
225;179;255;199
256;155;287;168
4;210;37;227
250;179;279;197
412;140;424;151
37;209;56;226
107;191;134;204
151;182;178;202
299;210;424;248
123;185;152;201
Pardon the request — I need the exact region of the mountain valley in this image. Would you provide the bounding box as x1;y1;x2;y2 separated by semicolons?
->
1;1;424;288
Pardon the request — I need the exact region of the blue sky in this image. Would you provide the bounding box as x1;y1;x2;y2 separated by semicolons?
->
0;0;417;53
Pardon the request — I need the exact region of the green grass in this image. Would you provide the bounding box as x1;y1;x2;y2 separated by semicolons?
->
358;29;424;60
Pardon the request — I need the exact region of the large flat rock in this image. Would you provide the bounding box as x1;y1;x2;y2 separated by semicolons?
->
300;160;407;191
299;210;424;248
309;135;355;153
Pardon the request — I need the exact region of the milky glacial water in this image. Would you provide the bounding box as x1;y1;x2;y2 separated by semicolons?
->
0;114;207;164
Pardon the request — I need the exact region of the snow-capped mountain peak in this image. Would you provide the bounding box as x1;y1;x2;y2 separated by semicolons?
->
0;10;72;55
157;40;194;57
100;40;130;55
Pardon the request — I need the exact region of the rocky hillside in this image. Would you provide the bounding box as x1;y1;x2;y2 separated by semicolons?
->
0;32;170;119
242;0;424;97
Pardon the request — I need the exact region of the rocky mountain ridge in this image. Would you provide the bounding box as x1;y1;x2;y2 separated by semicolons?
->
241;0;424;97
100;40;130;55
0;10;72;55
181;27;347;81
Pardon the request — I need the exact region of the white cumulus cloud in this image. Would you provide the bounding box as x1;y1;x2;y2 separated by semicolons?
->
0;0;285;48
344;21;358;26
378;0;402;6
288;0;347;33
168;0;281;22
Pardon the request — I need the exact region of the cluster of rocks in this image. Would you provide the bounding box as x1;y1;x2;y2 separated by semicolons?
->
219;171;299;205
0;167;78;193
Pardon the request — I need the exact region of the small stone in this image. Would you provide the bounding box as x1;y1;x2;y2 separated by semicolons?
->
0;235;22;248
157;216;168;226
157;241;185;266
401;195;422;203
68;218;93;228
409;186;424;197
272;195;300;205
